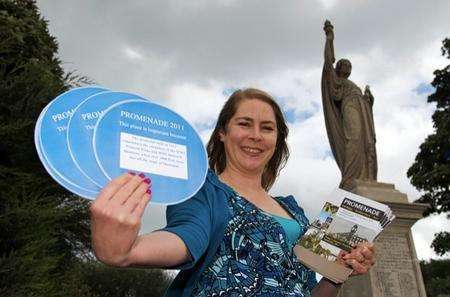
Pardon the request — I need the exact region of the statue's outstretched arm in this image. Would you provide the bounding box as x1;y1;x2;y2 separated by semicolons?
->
322;20;338;98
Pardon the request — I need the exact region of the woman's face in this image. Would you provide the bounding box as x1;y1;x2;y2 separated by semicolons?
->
219;99;278;176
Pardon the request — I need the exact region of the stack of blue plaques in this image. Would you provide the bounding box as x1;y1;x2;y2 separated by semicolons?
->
35;86;208;205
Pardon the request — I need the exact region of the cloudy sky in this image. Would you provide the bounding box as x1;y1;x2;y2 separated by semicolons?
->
36;0;449;260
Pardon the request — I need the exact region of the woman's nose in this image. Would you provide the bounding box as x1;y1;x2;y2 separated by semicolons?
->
249;127;262;141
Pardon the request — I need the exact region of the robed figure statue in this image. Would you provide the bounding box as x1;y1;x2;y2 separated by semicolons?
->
321;20;377;190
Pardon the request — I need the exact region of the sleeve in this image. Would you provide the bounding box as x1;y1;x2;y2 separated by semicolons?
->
161;186;212;270
322;40;343;102
284;195;310;232
306;270;318;291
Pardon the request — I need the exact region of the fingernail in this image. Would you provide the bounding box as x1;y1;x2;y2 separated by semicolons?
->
138;173;146;178
128;172;136;176
143;178;151;184
146;189;152;195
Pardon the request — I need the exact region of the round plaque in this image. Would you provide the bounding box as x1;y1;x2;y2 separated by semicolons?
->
37;86;109;197
67;91;146;187
93;99;207;205
35;103;99;199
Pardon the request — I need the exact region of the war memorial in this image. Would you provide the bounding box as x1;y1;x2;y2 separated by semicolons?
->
321;21;428;297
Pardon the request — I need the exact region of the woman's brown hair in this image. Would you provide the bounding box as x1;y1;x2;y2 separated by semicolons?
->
206;88;290;191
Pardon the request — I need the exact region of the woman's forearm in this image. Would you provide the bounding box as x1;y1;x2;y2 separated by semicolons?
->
122;231;191;268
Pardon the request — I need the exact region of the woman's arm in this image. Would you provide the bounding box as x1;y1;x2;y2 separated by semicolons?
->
121;231;191;268
90;173;191;268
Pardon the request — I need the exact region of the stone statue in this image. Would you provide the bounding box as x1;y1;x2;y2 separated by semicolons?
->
321;20;377;190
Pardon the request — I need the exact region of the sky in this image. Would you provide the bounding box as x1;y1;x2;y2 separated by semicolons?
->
36;0;450;261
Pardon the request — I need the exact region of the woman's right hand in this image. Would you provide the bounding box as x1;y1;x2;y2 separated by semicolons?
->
90;172;151;266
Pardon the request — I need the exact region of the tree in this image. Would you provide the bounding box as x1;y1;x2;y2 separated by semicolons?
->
0;0;94;295
407;38;450;256
79;263;171;297
420;259;450;297
0;1;171;295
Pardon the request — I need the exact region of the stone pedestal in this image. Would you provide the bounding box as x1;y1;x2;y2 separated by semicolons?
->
338;180;428;297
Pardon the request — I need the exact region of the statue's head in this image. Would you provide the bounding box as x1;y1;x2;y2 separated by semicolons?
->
336;59;352;78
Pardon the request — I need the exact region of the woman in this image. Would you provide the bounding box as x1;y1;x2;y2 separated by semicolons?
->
90;88;375;296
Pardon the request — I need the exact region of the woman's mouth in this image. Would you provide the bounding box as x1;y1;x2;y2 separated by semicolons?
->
241;146;263;156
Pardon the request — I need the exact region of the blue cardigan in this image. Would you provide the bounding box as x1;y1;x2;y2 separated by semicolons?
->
162;170;315;296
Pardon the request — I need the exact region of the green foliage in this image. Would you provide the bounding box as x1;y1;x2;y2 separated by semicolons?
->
420;259;450;297
0;1;171;296
431;232;450;257
0;170;92;296
57;261;172;297
0;0;96;295
407;38;450;256
80;262;171;297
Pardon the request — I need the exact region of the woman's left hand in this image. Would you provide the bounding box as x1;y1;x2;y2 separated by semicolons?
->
338;242;376;275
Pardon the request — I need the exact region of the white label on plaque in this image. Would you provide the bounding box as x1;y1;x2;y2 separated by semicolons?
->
120;132;188;180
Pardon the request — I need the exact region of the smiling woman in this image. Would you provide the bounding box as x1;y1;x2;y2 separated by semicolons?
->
219;100;278;177
90;88;376;297
207;88;289;191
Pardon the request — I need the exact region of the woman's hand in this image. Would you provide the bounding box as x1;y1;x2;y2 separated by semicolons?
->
338;242;376;275
90;172;151;266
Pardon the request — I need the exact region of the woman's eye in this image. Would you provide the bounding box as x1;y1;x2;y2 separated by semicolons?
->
263;126;274;131
238;122;250;127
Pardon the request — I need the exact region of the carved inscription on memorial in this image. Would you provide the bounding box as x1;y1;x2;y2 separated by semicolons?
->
338;274;372;297
373;231;419;297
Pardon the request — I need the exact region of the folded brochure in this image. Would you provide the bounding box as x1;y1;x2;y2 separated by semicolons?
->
294;188;395;283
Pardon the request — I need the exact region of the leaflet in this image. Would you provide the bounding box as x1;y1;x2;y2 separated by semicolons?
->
294;188;395;283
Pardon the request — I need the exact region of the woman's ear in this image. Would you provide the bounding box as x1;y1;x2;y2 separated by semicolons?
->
219;129;225;142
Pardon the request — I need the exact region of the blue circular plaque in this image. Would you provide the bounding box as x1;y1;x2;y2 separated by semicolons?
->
38;86;109;196
35;104;99;199
93;100;207;205
67;91;146;187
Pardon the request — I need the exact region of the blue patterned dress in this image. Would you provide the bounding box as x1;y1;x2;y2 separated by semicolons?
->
191;194;317;296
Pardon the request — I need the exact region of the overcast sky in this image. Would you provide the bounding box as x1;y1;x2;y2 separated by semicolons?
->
36;0;450;260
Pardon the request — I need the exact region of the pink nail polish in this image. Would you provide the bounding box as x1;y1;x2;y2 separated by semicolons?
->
143;178;151;184
138;173;145;178
128;172;136;176
146;189;152;195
